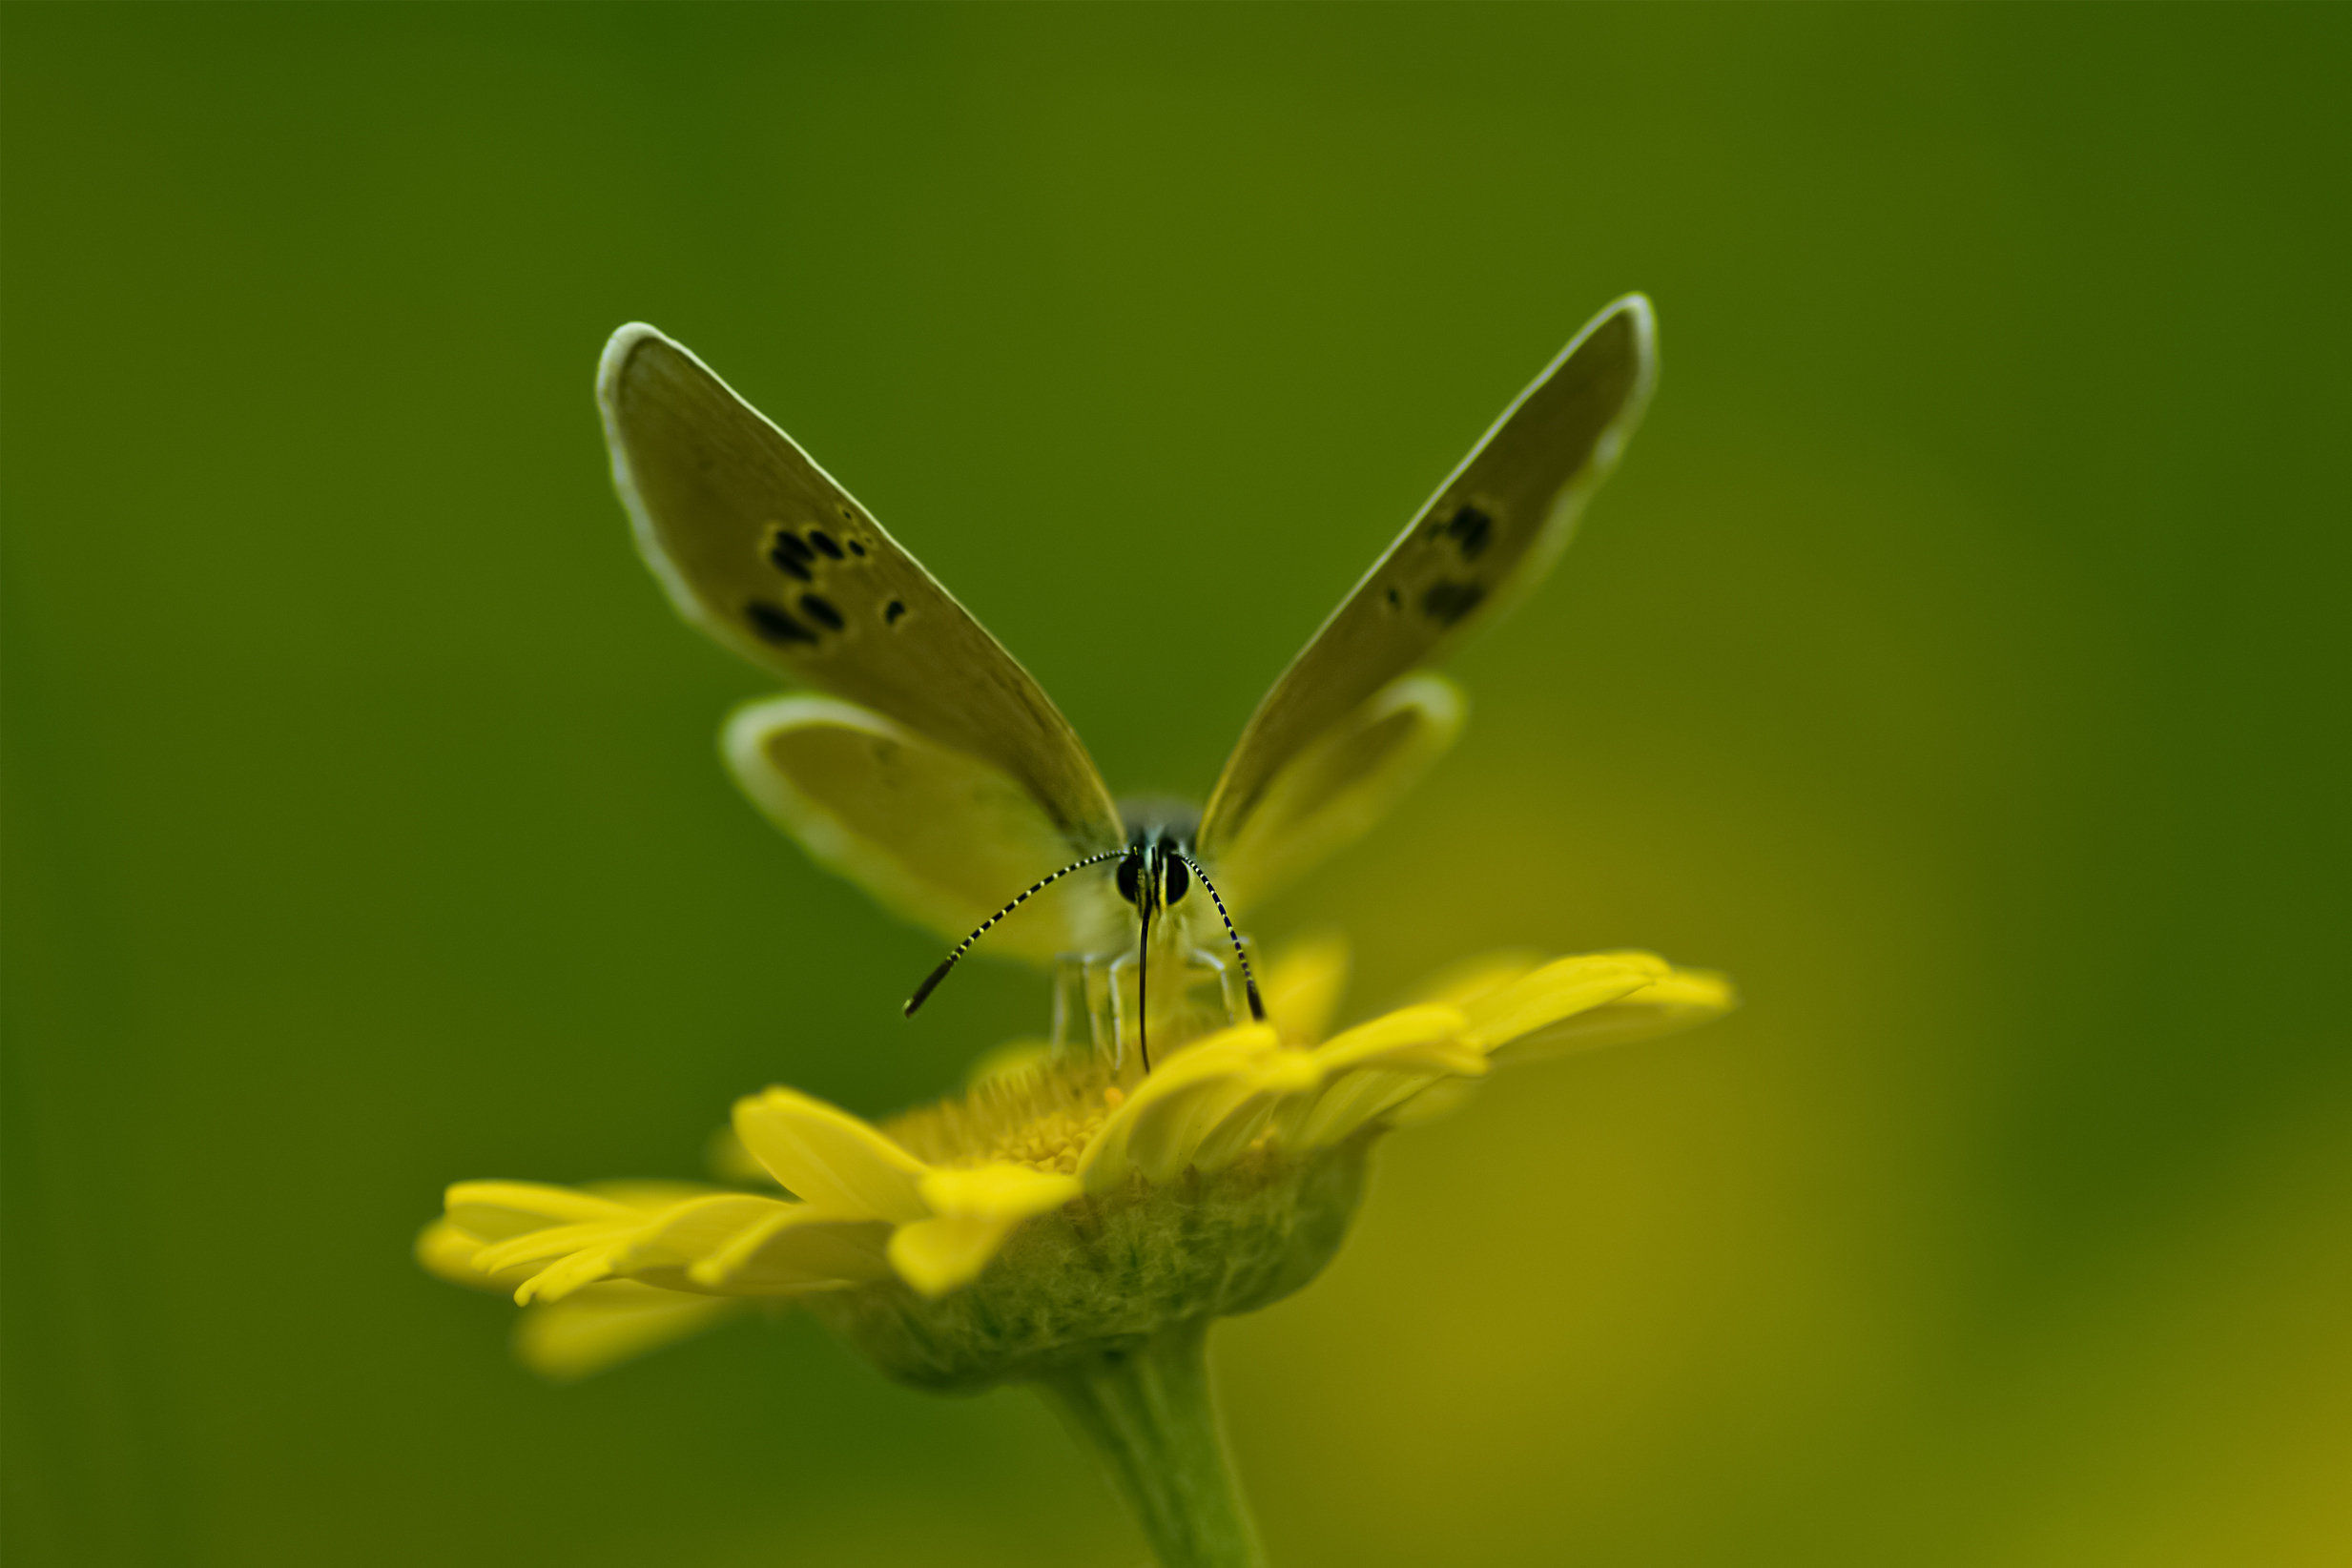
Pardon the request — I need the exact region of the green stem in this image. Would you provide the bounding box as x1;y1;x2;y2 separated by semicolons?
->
1035;1318;1266;1568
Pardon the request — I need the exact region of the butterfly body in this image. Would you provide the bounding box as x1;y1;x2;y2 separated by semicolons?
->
1118;826;1207;1072
601;298;1658;1065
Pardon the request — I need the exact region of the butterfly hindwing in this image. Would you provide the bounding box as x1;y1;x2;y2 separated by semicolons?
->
599;325;1124;856
1207;673;1464;911
1198;296;1657;862
724;695;1125;963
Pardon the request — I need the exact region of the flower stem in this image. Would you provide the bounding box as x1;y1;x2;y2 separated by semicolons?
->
1035;1318;1266;1568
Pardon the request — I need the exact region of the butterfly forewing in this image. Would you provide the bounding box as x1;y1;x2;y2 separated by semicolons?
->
600;326;1124;853
1198;296;1658;857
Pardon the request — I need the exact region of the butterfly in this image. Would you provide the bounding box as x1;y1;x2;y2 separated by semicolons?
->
598;297;1657;1068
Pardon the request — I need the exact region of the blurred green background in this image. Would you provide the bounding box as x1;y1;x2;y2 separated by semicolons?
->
6;7;2347;1565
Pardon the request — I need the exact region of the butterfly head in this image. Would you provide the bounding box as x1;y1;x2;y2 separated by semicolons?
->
902;815;1264;1066
1113;824;1195;924
1110;822;1264;1069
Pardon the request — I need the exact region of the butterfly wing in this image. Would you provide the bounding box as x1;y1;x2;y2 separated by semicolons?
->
600;325;1125;863
1206;673;1463;912
723;695;1126;962
1198;295;1657;862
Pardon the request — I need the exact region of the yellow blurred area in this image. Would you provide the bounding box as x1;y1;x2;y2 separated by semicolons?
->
5;7;2346;1567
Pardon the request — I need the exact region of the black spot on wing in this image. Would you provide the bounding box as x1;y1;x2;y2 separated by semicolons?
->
1445;505;1494;560
1384;587;1402;610
1421;580;1485;628
768;528;815;582
746;599;817;645
847;538;866;557
883;599;906;626
807;529;845;560
799;593;845;631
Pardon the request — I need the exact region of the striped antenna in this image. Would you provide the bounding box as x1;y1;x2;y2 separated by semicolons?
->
903;849;1128;1017
1179;853;1265;1022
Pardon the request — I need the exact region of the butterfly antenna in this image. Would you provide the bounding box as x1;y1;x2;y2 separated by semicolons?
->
904;849;1127;1017
1178;854;1265;1022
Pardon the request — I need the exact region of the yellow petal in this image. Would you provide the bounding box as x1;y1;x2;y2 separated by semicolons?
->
1309;1005;1482;1077
1457;953;1671;1054
1272;1007;1483;1151
917;1163;1082;1221
732;1087;931;1222
1188;1050;1330;1173
577;1179;712;1209
1252;1049;1328;1098
1485;967;1738;1067
513;1283;751;1383
471;1220;638;1278
1073;1133;1136;1194
1262;933;1351;1044
1186;1100;1277;1173
444;1181;637;1241
703;1125;772;1186
1076;1025;1276;1192
1145;1022;1280;1079
611;1194;796;1280
888;1213;1021;1298
514;1242;625;1306
1126;1072;1269;1185
1285;1066;1448;1151
415;1218;501;1291
687;1207;894;1292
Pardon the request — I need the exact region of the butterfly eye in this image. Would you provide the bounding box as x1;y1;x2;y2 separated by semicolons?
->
1116;854;1143;906
1162;853;1190;906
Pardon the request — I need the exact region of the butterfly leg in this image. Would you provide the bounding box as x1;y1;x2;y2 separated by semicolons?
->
1104;947;1142;1073
1050;951;1126;1066
1186;945;1253;1031
1056;942;1253;1072
1050;956;1085;1053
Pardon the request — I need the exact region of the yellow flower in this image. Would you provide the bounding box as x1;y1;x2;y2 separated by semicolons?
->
420;939;1732;1385
414;1181;762;1382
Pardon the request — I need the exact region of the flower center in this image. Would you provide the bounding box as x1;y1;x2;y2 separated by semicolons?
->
981;1094;1113;1174
884;1061;1123;1175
